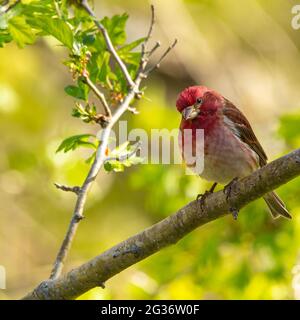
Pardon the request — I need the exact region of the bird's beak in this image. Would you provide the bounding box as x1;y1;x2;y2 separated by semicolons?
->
182;106;199;120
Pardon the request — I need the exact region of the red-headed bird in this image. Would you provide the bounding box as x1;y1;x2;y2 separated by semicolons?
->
177;85;291;219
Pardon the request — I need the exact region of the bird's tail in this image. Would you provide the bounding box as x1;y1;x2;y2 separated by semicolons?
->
263;191;292;219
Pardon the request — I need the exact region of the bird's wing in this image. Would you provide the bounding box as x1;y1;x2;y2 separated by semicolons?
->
222;98;267;167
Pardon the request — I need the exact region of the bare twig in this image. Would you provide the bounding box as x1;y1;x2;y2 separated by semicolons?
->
84;76;111;118
54;183;81;195
50;73;144;281
127;106;139;114
23;148;300;299
141;4;155;57
80;0;135;88
145;39;178;75
148;41;161;57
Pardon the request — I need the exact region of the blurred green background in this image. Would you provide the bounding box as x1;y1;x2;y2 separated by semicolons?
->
1;0;300;299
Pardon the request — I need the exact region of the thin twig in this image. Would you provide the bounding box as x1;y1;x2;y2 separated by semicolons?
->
84;76;111;118
127;106;139;114
148;41;161;57
49;75;144;281
80;0;135;88
141;4;155;57
136;5;157;83
54;183;81;195
145;39;178;75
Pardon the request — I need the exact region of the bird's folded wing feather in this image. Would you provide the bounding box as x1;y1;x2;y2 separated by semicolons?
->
223;98;267;167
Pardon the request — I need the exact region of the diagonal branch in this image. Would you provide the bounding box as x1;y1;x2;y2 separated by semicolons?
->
49;4;177;282
80;0;135;88
48;5;147;280
141;4;155;58
23;148;300;299
49;77;143;280
84;76;111;118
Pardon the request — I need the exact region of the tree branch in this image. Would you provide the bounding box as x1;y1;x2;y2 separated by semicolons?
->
49;84;140;279
80;0;135;88
49;4;176;280
54;183;80;195
23;148;300;299
84;76;111;118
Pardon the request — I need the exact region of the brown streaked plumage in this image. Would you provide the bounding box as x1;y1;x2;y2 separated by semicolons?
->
177;85;291;219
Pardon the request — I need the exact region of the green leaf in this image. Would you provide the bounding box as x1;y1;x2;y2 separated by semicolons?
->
101;13;128;46
119;51;141;66
104;142;143;172
56;134;97;153
118;37;145;53
97;51;111;83
65;84;88;100
0;31;12;47
0;14;8;29
8;16;35;48
29;17;74;49
22;0;56;17
72;102;97;123
85;151;96;164
104;160;125;172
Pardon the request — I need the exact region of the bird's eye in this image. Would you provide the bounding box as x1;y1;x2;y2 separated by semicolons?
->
196;98;203;104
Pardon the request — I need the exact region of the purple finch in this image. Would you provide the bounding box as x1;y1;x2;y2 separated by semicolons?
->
176;85;291;219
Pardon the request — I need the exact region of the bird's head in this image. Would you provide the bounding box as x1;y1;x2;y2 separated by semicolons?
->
176;85;222;121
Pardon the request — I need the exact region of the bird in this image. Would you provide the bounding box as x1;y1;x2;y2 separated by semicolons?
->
176;85;291;220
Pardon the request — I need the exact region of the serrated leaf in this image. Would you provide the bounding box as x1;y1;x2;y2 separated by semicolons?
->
97;51;111;83
119;51;141;66
8;16;35;48
56;134;96;153
29;17;73;49
22;0;56;17
101;13;128;46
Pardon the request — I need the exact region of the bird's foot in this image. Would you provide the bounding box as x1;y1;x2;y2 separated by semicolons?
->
229;207;239;220
196;182;218;211
223;177;239;220
196;190;211;211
